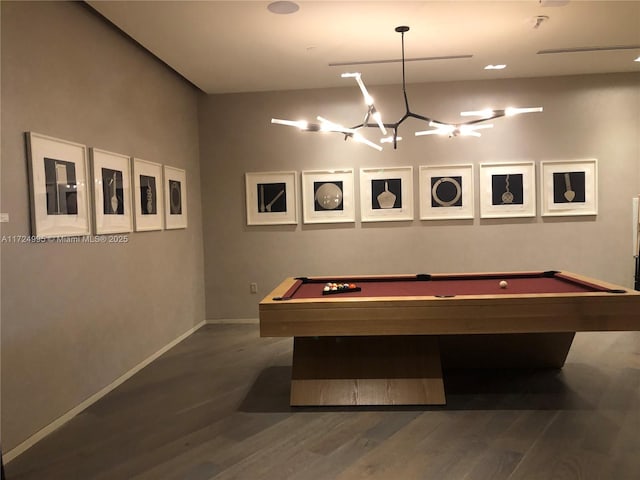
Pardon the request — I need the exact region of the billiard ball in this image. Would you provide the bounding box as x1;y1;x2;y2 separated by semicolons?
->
499;280;508;288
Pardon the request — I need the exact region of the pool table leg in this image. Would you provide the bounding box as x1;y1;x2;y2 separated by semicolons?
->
290;336;446;406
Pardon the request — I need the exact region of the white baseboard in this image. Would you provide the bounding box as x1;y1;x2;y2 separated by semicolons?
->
4;320;206;463
206;318;259;324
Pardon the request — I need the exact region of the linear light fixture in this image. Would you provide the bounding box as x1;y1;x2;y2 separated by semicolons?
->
271;26;543;151
537;45;640;54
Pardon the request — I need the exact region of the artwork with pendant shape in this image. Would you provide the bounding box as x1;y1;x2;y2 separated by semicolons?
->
552;171;586;203
491;173;524;206
133;158;163;231
139;175;157;215
91;148;133;234
541;159;597;216
101;168;124;215
479;162;535;219
245;171;297;225
360;167;413;222
371;178;402;209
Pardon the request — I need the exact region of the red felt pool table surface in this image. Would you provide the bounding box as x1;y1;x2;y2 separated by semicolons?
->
258;271;640;406
284;271;610;299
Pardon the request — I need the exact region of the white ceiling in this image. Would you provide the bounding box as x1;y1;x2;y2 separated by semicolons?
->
87;1;640;94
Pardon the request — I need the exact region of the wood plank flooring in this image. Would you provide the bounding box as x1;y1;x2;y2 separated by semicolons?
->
5;324;640;480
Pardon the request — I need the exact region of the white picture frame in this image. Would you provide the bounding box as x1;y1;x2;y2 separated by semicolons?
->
26;132;91;238
359;166;414;222
419;164;474;220
90;148;133;234
540;159;598;217
245;171;297;225
302;169;355;224
479;162;536;219
133;158;164;231
164;166;188;229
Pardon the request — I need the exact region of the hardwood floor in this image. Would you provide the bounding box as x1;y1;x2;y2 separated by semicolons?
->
5;324;640;479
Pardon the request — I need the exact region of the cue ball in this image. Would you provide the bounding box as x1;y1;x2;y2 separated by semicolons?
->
499;280;508;288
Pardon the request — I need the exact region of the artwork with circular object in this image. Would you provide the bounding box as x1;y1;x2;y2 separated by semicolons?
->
169;180;182;215
314;181;343;211
431;176;462;207
491;173;523;205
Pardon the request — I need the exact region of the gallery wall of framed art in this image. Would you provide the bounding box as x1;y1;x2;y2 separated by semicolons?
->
25;132;190;238
244;160;599;226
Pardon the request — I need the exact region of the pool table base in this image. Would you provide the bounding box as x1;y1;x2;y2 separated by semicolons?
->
290;332;575;406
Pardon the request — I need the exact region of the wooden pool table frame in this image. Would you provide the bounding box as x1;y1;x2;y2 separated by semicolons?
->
259;271;640;406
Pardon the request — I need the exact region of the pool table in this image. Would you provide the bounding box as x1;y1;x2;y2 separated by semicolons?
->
259;271;640;406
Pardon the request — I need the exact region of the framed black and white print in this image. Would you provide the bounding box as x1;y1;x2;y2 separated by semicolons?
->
26;132;91;238
245;171;297;225
360;166;413;222
480;162;536;218
302;169;355;224
90;148;133;234
164;166;188;229
133;158;164;231
419;164;474;220
540;159;598;216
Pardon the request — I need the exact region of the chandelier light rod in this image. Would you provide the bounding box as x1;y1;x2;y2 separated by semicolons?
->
271;26;543;151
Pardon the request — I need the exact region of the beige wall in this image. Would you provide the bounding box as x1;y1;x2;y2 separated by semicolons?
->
1;2;205;451
200;73;640;319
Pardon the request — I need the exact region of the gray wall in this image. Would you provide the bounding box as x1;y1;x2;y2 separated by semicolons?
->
200;73;640;319
1;2;205;451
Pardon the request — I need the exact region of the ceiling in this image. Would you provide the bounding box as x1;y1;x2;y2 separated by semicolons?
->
86;1;640;94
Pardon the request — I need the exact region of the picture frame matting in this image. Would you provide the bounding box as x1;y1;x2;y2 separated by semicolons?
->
26;131;92;238
419;164;474;220
245;171;297;225
133;158;164;231
91;147;133;234
301;169;355;224
360;166;414;222
164;165;188;229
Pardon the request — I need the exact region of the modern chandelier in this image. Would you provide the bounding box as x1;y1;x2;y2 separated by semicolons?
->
271;26;543;151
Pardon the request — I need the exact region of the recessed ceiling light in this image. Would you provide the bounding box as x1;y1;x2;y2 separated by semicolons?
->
484;64;507;70
267;1;299;15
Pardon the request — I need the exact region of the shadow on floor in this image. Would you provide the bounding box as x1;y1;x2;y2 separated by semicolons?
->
239;364;597;413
